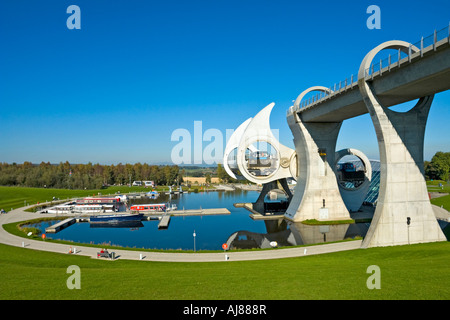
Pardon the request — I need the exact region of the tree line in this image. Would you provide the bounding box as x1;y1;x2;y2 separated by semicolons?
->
3;151;446;190
0;161;182;190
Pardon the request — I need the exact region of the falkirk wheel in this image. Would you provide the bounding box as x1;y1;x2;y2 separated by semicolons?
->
223;37;447;248
223;100;371;221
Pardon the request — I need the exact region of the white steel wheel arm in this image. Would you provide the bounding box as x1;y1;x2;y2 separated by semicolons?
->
236;102;297;184
223;118;253;180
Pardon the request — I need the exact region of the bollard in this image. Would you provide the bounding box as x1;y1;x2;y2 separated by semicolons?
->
139;254;143;260
304;248;307;255
22;241;25;248
73;247;77;254
225;254;228;261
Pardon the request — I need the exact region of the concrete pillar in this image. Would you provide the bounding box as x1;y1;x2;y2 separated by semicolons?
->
285;110;350;222
358;41;446;248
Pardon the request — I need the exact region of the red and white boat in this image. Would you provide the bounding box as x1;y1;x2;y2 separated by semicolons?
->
76;197;122;212
129;203;177;213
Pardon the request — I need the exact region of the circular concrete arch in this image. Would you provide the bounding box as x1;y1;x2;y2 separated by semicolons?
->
334;148;372;213
357;40;420;95
334;148;372;191
293;86;334;110
358;41;428;115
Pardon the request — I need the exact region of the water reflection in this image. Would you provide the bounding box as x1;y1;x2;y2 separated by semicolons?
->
225;220;370;250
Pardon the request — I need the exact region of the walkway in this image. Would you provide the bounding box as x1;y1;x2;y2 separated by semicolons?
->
0;205;362;262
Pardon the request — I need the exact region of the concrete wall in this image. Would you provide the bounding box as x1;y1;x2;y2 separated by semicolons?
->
285;112;350;222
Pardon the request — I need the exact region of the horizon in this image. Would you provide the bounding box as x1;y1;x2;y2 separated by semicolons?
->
1;0;449;165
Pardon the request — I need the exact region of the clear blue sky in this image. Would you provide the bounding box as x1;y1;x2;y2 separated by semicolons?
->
1;0;449;165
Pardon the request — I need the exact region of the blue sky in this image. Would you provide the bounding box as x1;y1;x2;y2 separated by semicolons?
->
0;0;449;165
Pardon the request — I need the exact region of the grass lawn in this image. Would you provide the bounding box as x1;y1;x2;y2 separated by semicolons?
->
0;185;218;212
426;180;450;193
1;185;449;300
0;185;183;211
0;241;449;300
0;186;135;210
431;194;450;211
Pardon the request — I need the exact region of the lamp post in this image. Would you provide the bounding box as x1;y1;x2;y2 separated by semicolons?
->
407;217;411;245
193;230;196;252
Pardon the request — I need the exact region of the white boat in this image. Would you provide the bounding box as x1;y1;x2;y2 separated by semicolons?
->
47;204;74;214
72;204;116;214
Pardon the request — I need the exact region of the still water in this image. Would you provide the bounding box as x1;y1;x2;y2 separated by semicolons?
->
31;190;370;251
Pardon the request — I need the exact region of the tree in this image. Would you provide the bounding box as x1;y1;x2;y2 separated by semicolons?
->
426;151;450;181
425;161;439;180
430;152;450;181
179;169;185;184
102;165;113;186
217;163;226;182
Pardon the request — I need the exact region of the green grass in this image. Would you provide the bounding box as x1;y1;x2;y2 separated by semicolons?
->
424;181;450;211
0;241;449;300
1;185;449;300
0;185;194;211
0;186;131;211
427;180;450;193
431;194;450;211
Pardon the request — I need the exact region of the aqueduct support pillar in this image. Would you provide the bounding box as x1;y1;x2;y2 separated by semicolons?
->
358;41;446;248
285;111;350;222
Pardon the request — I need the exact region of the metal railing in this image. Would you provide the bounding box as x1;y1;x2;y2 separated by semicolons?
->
288;23;450;115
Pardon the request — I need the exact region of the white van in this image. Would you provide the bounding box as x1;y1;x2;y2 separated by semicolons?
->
143;181;155;187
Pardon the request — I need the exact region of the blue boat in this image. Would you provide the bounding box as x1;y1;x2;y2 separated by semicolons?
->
89;213;144;224
89;221;144;229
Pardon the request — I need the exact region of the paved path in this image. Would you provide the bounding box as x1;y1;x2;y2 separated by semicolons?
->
0;205;363;262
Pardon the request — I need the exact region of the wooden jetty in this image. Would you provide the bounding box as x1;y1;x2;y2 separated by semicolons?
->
249;212;285;220
170;208;230;216
158;214;171;229
154;208;230;229
144;208;230;219
45;217;76;233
